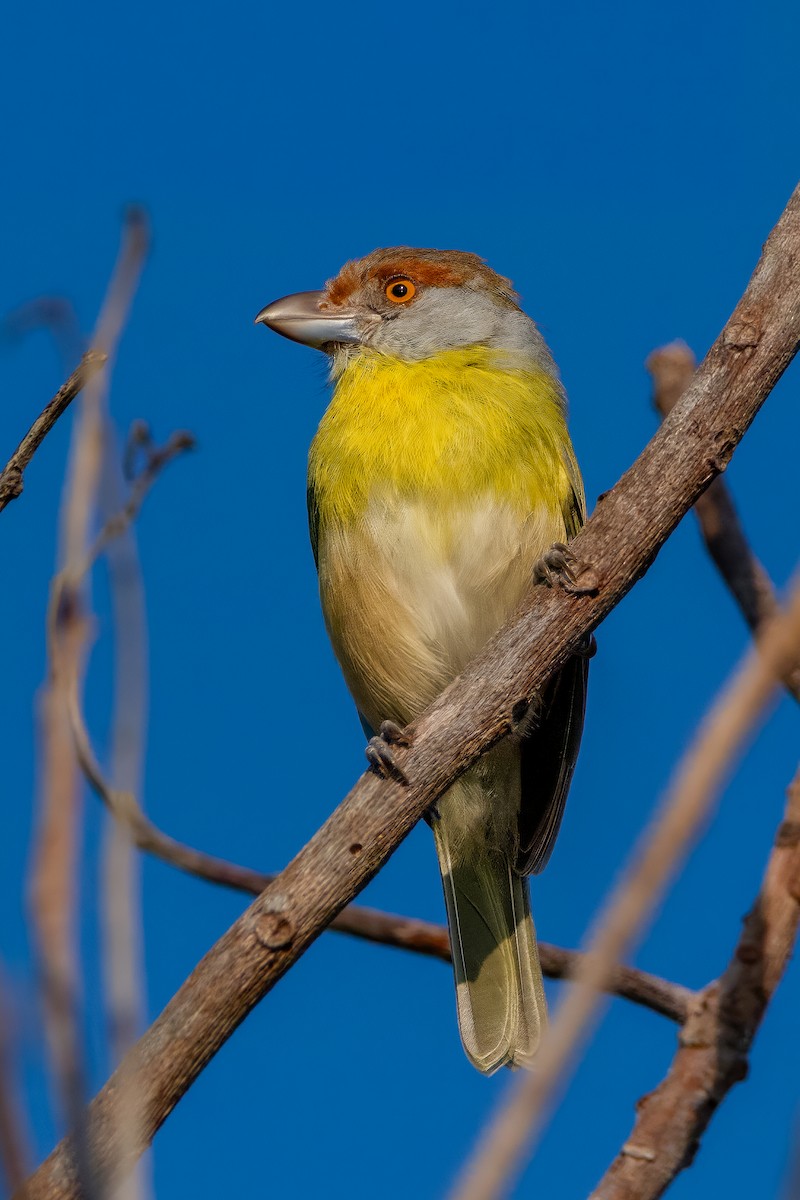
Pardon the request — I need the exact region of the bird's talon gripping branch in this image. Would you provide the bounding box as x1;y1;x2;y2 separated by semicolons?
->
533;542;599;596
377;719;412;748
365;730;410;785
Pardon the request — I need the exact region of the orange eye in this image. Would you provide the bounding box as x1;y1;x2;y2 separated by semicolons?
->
385;277;417;304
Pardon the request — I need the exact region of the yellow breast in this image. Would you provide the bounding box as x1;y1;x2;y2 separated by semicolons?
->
308;345;579;536
307;345;583;726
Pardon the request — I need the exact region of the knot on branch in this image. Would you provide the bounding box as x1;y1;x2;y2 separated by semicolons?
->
252;898;296;951
722;321;761;354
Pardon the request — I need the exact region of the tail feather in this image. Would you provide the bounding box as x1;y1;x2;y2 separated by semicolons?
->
434;783;546;1075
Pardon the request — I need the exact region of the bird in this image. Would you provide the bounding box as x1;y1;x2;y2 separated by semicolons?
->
256;247;588;1074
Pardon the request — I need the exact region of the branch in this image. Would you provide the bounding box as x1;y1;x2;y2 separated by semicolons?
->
591;763;800;1199
59;431;688;1026
20;184;800;1200
450;571;800;1200
648;340;800;702
29;212;149;1200
0;352;106;514
71;686;692;1021
0;975;32;1195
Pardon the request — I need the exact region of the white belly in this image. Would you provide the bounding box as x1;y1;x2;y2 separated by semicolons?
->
318;495;565;729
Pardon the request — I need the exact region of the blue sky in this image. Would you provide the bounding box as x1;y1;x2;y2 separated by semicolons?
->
2;1;799;1196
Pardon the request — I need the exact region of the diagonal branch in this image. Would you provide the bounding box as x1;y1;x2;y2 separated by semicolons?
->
591;762;800;1200
19;184;800;1200
0;352;106;514
61;427;691;1025
647;340;800;702
70;680;692;1021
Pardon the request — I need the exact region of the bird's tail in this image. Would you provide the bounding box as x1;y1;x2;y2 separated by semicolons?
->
433;766;546;1075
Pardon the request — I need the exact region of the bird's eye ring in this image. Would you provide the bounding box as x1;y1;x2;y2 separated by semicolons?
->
385;277;417;304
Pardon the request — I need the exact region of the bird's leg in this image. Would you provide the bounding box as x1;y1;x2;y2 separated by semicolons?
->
532;542;599;596
365;720;412;786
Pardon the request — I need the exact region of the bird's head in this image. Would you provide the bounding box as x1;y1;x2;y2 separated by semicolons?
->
255;247;557;374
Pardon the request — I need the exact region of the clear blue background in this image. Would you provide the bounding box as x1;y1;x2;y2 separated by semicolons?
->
2;1;799;1196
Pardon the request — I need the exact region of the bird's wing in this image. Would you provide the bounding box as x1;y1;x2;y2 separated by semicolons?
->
307;478;321;569
516;652;588;875
561;445;586;536
516;477;588;876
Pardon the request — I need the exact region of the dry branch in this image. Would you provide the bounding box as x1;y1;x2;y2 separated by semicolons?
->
591;763;800;1200
59;428;688;1025
70;676;691;1021
450;571;800;1200
20;185;800;1200
648;340;800;702
0;353;106;514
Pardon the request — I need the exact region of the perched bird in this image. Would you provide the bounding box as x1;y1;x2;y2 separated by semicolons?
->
256;248;587;1074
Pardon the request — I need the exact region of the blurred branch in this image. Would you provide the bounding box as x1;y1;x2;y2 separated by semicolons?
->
66;430;195;583
648;339;800;702
31;580;95;1198
450;573;800;1200
591;762;800;1199
1;296;84;368
60;207;149;567
0;976;32;1197
28;212;149;1200
19;184;800;1200
0;352;106;514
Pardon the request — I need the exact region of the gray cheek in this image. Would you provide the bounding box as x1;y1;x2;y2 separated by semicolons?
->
369;292;497;360
366;289;558;374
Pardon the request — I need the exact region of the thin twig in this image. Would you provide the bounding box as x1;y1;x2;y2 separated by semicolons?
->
648;340;800;702
0;352;106;514
591;763;800;1199
450;577;800;1200
19;184;800;1200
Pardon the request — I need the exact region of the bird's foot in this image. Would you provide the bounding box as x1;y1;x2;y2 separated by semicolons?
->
365;720;412;785
532;543;599;596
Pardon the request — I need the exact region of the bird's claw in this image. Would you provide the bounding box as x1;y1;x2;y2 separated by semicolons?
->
533;543;599;596
365;720;412;785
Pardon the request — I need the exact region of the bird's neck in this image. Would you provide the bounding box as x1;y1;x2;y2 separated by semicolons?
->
309;345;572;528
